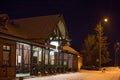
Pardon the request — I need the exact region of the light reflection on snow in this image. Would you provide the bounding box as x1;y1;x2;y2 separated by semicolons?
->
24;67;120;80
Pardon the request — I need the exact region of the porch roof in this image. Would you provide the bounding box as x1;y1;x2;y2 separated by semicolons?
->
63;45;79;55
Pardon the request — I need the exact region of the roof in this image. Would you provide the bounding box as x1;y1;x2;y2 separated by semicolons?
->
12;14;62;39
0;14;68;49
0;14;64;40
0;14;26;38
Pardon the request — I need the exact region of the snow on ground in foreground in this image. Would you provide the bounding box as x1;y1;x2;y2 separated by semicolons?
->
24;68;120;80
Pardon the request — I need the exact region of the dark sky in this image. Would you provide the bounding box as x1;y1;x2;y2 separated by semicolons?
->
0;0;120;52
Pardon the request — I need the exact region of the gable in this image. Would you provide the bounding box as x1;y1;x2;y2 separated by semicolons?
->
58;20;66;39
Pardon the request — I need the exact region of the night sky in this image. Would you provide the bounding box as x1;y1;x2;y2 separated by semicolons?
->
0;0;120;56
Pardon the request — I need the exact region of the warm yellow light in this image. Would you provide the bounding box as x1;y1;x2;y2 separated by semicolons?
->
104;18;108;22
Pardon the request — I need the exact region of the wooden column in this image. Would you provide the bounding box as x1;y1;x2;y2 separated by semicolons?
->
30;45;33;75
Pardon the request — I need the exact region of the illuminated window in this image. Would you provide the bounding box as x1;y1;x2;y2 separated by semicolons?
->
68;54;73;68
3;45;11;66
45;50;49;65
33;46;42;64
16;43;31;67
64;53;68;66
38;50;42;62
50;41;59;52
16;42;31;73
50;51;55;65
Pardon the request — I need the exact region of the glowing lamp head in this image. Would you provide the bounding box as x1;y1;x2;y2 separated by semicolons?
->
104;18;108;22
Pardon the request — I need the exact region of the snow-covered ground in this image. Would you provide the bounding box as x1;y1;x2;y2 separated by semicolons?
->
24;67;120;80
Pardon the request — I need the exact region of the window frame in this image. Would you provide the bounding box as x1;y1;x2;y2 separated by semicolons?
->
2;44;11;66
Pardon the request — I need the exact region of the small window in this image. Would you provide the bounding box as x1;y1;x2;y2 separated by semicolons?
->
3;45;11;66
3;45;10;50
7;46;10;50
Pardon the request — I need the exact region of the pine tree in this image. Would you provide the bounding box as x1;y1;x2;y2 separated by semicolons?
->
95;23;111;65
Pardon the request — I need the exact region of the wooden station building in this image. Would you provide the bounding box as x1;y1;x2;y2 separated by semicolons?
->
0;14;81;79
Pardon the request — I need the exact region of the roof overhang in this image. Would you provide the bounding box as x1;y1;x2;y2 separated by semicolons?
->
63;45;79;55
0;33;56;49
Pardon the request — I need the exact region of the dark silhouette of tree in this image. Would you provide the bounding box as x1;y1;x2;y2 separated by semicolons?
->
81;34;98;67
81;24;111;69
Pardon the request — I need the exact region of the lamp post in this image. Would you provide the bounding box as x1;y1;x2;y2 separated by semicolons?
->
114;42;120;66
98;21;102;68
98;18;108;68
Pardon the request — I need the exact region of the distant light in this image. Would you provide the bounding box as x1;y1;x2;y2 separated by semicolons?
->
116;42;120;46
78;56;80;58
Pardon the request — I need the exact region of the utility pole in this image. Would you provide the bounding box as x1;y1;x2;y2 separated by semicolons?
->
98;22;102;68
98;18;108;68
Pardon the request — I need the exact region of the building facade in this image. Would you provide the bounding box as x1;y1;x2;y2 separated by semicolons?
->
0;14;81;79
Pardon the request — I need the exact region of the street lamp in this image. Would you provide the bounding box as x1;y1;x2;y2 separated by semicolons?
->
104;18;108;22
98;18;108;68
